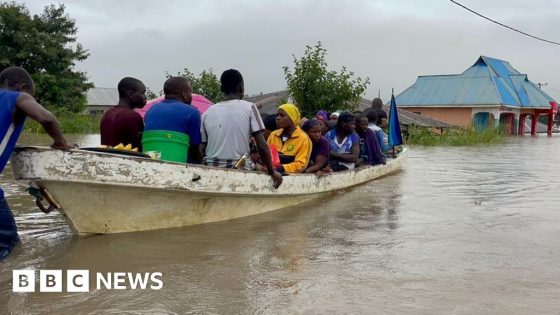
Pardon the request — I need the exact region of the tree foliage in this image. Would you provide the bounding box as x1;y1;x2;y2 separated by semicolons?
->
145;87;159;100
0;2;92;113
283;42;370;116
167;68;224;103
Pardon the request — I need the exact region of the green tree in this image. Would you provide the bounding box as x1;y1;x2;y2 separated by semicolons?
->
145;87;160;99
168;68;224;102
0;2;92;113
283;42;370;115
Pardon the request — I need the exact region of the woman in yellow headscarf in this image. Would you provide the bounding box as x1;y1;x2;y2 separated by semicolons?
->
267;104;312;173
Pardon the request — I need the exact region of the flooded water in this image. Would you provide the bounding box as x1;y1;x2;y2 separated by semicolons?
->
1;134;560;314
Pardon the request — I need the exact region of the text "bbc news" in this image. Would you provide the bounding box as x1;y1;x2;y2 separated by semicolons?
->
12;270;163;292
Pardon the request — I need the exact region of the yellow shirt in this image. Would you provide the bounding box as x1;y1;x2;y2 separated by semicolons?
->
267;127;312;173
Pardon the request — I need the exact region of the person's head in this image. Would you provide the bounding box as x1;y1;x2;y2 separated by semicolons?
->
371;97;383;110
262;114;277;140
276;103;300;130
316;119;328;135
315;110;329;122
302;119;322;142
364;108;378;124
220;69;244;99
117;77;147;108
298;117;309;128
329;111;340;122
376;109;388;128
0;66;35;95
356;115;369;134
164;76;192;104
336;112;355;135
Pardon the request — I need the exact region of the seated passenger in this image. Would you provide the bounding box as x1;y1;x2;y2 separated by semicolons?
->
301;119;330;173
261;114;277;141
329;111;340;122
355;115;386;166
267;104;312;174
100;77;146;150
143;77;202;163
314;110;329;135
298;117;309;128
325;112;360;171
366;108;392;153
315;110;329;122
201;69;282;188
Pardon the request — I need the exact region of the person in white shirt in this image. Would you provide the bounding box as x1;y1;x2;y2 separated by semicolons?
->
201;69;282;188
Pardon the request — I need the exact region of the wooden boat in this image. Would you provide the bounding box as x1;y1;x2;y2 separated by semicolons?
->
10;146;407;235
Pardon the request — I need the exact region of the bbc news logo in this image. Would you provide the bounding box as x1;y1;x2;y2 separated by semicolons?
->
12;270;163;292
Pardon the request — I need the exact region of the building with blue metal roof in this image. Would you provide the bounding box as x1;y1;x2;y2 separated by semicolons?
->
396;56;557;135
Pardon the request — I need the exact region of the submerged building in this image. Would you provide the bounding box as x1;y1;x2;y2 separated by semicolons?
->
395;56;557;135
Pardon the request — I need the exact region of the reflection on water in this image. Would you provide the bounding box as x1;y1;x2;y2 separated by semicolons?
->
1;134;560;313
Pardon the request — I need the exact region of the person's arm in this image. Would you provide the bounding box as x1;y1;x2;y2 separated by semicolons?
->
136;114;144;151
188;111;203;164
254;130;282;188
199;142;206;158
377;130;392;152
189;144;202;164
356;157;366;167
15;93;72;149
199;114;207;158
305;153;327;173
331;142;359;163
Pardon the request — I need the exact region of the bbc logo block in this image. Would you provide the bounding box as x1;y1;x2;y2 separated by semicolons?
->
12;270;35;292
67;270;89;292
13;269;89;293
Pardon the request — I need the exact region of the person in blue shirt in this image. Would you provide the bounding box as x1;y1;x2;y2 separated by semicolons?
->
325;112;360;171
0;66;73;261
143;76;202;163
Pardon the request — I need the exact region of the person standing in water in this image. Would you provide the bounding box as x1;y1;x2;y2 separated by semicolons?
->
0;66;73;260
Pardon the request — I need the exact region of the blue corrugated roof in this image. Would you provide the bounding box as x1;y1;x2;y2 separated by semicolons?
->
397;56;555;109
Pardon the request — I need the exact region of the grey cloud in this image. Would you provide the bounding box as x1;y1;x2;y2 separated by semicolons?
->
25;0;560;102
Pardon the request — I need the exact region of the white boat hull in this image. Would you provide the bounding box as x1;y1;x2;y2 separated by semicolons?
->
10;147;407;235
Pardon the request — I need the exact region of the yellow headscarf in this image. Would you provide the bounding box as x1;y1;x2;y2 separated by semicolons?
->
278;103;301;125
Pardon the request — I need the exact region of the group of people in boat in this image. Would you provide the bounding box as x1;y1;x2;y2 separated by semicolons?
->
99;69;398;188
0;66;397;260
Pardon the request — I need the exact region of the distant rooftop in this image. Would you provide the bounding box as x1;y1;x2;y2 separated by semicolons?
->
358;98;456;129
245;90;290;114
86;87;456;129
396;56;555;109
87;87;118;106
246;90;456;128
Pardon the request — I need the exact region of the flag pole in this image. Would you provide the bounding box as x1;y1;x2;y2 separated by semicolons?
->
391;89;395;158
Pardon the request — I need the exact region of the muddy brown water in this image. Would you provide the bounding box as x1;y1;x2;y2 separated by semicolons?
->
1;134;560;314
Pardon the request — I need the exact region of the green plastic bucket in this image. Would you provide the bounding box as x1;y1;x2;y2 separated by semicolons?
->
142;130;190;163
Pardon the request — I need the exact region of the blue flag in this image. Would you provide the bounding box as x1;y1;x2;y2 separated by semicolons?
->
388;93;403;146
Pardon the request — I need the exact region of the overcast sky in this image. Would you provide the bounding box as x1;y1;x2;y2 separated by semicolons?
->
26;0;560;102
